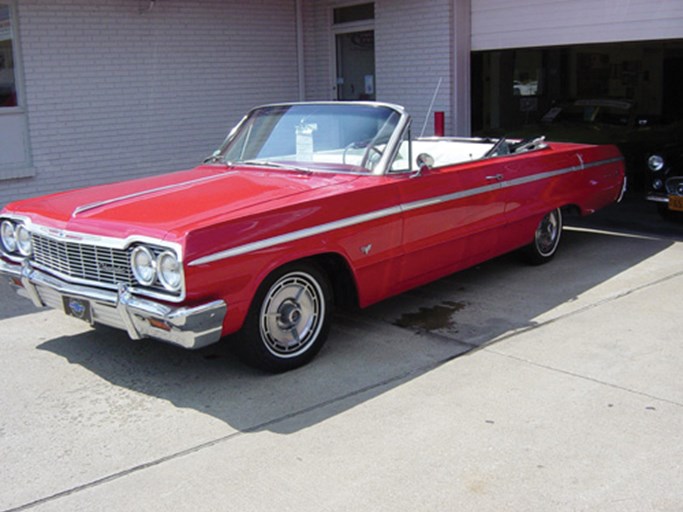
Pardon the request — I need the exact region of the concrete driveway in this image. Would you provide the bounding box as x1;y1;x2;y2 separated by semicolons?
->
1;200;682;511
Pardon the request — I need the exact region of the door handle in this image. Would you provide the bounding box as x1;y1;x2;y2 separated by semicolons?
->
486;174;504;181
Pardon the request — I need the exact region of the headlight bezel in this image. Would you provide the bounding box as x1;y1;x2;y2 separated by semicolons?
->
1;219;18;254
131;245;158;287
15;224;33;257
130;244;185;295
157;250;183;292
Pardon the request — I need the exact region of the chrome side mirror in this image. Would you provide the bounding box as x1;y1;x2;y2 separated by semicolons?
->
416;153;434;172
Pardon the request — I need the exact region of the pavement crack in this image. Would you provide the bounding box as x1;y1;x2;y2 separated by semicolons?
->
485;350;683;408
480;268;683;348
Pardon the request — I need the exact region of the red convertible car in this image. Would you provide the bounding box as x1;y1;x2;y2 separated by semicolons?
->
0;102;625;371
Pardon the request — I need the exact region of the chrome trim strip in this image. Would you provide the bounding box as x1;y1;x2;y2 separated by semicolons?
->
617;176;628;203
401;181;503;212
189;155;623;266
72;172;235;217
190;205;403;266
645;194;668;204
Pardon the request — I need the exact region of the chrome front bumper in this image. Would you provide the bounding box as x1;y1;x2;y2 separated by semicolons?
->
0;259;227;349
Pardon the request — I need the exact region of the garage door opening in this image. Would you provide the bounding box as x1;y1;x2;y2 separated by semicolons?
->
471;39;683;194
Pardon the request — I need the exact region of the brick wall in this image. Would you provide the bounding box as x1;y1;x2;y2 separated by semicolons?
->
2;0;299;207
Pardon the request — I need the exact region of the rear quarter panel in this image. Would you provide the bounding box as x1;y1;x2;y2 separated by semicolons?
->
499;142;624;251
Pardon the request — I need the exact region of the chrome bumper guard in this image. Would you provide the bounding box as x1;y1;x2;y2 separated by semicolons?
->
645;193;669;204
0;259;227;349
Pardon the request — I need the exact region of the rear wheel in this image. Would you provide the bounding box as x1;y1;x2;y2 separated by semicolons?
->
524;208;563;265
238;262;332;372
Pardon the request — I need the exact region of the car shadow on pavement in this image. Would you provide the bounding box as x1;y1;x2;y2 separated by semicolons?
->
0;280;43;321
33;225;676;436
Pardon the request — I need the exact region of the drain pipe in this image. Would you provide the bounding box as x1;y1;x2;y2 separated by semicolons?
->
296;0;306;101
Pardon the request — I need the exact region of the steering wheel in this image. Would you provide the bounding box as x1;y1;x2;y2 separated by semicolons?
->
360;143;384;170
342;140;370;165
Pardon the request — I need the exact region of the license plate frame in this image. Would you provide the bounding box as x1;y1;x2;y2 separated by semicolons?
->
669;195;683;212
62;296;93;324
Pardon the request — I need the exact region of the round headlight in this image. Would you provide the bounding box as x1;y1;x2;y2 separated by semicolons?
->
1;220;17;253
16;225;33;257
131;246;156;286
652;178;664;190
157;251;182;291
648;154;664;172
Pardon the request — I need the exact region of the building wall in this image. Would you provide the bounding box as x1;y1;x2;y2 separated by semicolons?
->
6;0;679;210
301;0;459;136
1;0;300;207
301;0;330;101
472;0;683;50
375;0;453;136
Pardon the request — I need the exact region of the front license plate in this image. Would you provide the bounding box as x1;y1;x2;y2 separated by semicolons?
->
63;296;93;324
669;196;683;212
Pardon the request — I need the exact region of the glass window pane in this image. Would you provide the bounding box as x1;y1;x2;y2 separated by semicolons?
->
220;103;400;172
0;3;17;107
333;3;374;24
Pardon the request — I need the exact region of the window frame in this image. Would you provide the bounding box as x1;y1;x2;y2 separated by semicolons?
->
0;1;24;112
0;0;33;181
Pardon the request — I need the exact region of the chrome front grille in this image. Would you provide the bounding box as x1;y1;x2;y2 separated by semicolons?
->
31;233;134;288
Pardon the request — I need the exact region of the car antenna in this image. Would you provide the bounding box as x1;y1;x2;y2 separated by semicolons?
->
420;77;443;138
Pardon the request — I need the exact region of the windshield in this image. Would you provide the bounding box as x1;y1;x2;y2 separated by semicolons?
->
218;103;402;173
547;101;633;126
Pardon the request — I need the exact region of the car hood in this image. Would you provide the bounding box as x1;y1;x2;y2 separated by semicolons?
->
4;165;360;241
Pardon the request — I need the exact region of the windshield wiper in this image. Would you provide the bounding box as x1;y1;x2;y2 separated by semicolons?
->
203;150;225;164
240;160;313;173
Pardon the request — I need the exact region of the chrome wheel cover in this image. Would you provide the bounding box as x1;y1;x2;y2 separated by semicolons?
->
259;271;325;358
535;209;561;256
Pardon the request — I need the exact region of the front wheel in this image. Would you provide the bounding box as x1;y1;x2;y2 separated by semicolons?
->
237;262;332;372
523;208;563;265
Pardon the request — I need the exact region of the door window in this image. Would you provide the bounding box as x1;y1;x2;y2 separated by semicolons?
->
0;0;32;178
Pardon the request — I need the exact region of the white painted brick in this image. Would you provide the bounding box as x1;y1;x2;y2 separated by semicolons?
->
302;0;456;134
2;0;300;206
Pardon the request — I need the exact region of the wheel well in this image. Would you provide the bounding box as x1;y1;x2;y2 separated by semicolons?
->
308;253;359;310
562;204;581;217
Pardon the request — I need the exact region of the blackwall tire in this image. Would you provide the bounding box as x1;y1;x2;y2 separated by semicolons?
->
238;262;332;373
524;208;563;265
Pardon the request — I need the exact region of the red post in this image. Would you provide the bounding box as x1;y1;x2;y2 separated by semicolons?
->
434;111;445;137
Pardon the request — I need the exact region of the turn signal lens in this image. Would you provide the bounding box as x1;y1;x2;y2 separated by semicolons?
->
131;246;156;286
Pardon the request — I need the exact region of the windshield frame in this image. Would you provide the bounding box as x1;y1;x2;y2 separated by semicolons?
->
213;102;411;176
